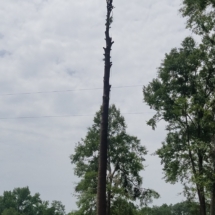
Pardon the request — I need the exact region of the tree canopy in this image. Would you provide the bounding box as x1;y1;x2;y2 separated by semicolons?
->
142;2;215;214
139;201;200;215
180;0;215;37
143;34;215;215
70;105;159;215
0;187;66;215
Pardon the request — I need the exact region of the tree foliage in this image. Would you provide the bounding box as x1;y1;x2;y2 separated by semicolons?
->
0;187;66;215
180;0;215;36
70;105;159;215
143;35;215;215
1;208;21;215
139;201;200;215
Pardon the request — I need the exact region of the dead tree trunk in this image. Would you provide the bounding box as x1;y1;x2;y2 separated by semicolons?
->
210;134;215;215
97;1;114;215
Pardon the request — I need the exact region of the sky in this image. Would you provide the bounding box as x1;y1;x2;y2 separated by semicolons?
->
0;0;192;213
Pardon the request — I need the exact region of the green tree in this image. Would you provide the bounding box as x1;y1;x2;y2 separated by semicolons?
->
67;212;79;215
180;2;215;214
70;105;159;215
180;0;215;37
139;204;172;215
49;201;65;215
110;198;138;215
139;201;200;215
0;187;42;215
143;36;215;215
0;191;16;213
1;208;21;215
171;201;200;215
0;187;66;215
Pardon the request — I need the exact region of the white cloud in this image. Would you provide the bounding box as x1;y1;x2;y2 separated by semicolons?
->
0;0;190;212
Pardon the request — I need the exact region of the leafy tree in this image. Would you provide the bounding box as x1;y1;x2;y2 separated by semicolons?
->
49;201;65;215
0;191;16;213
180;2;215;214
1;208;21;215
139;201;200;215
143;36;215;215
110;198;138;215
171;201;200;215
70;105;159;215
180;0;215;37
67;212;79;215
0;187;66;215
0;187;41;215
139;204;172;215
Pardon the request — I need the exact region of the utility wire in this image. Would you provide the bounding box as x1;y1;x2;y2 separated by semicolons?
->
0;114;93;119
0;112;153;120
0;85;143;96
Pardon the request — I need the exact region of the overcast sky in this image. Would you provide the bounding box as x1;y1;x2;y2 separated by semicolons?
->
0;0;192;213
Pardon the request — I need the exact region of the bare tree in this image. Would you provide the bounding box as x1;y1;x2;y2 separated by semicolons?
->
97;1;114;215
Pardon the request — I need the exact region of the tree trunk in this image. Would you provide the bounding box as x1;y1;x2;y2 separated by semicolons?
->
210;135;215;215
186;112;206;215
97;1;114;215
107;189;111;215
198;189;207;215
107;158;112;215
197;119;206;215
210;183;215;215
198;153;207;215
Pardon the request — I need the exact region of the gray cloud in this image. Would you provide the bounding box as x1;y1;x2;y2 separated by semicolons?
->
0;0;190;212
0;50;10;57
66;68;76;76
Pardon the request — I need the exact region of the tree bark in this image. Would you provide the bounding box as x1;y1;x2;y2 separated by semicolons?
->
198;152;207;215
210;135;215;215
97;1;114;215
197;119;206;215
198;190;206;215
107;188;111;215
107;156;112;215
185;110;206;215
210;183;215;215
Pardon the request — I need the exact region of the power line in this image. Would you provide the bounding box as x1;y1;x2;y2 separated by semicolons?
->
0;85;143;96
0;112;152;120
0;114;93;120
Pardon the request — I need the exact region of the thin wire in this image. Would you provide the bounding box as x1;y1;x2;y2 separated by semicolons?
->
0;85;143;96
0;114;93;120
0;112;152;120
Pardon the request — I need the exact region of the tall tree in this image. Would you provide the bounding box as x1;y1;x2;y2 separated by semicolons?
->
70;105;159;215
97;0;114;214
143;36;215;215
180;3;215;213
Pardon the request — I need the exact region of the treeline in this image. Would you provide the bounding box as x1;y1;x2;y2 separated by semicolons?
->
0;187;66;215
139;202;200;215
70;201;201;215
0;186;201;215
